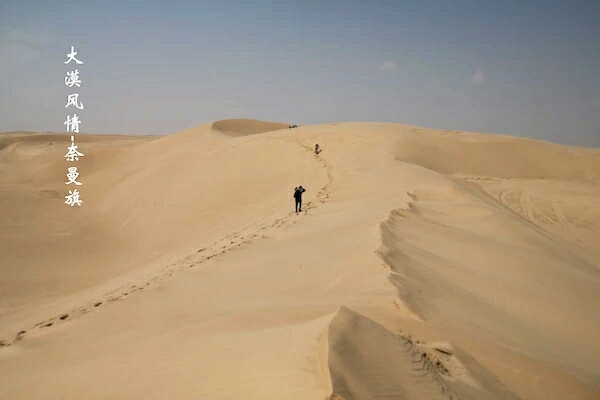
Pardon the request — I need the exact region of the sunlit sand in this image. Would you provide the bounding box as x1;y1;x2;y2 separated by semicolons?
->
1;119;599;399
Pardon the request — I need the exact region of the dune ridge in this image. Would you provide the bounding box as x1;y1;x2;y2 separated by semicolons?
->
1;119;599;399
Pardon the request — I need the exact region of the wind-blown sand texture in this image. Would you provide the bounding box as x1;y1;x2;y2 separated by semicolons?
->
1;120;599;399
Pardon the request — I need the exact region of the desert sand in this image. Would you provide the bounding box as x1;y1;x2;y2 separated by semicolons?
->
0;119;599;399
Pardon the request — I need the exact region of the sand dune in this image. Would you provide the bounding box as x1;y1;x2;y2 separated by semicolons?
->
1;120;599;399
394;129;600;179
211;118;291;137
328;307;520;400
379;177;600;385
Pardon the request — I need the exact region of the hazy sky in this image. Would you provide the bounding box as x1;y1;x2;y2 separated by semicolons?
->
1;0;598;147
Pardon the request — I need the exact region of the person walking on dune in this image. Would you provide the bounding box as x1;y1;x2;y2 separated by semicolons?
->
314;143;321;155
294;186;306;213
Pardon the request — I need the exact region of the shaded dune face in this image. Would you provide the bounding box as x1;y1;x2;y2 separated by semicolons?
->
327;307;520;400
378;133;600;390
210;119;291;137
0;132;153;314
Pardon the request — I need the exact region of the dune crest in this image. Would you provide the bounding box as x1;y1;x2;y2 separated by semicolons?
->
210;118;291;137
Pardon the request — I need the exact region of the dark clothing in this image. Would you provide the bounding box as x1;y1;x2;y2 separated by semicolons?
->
293;187;306;200
294;187;306;212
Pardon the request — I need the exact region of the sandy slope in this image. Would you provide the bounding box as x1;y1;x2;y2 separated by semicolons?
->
1;120;599;399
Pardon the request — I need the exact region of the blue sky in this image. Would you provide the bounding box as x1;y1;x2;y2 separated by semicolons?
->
1;0;598;147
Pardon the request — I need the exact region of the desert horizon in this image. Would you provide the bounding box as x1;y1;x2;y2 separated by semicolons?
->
1;118;599;399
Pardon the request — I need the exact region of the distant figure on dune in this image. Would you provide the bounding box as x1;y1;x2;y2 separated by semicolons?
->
294;186;306;213
314;143;321;154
